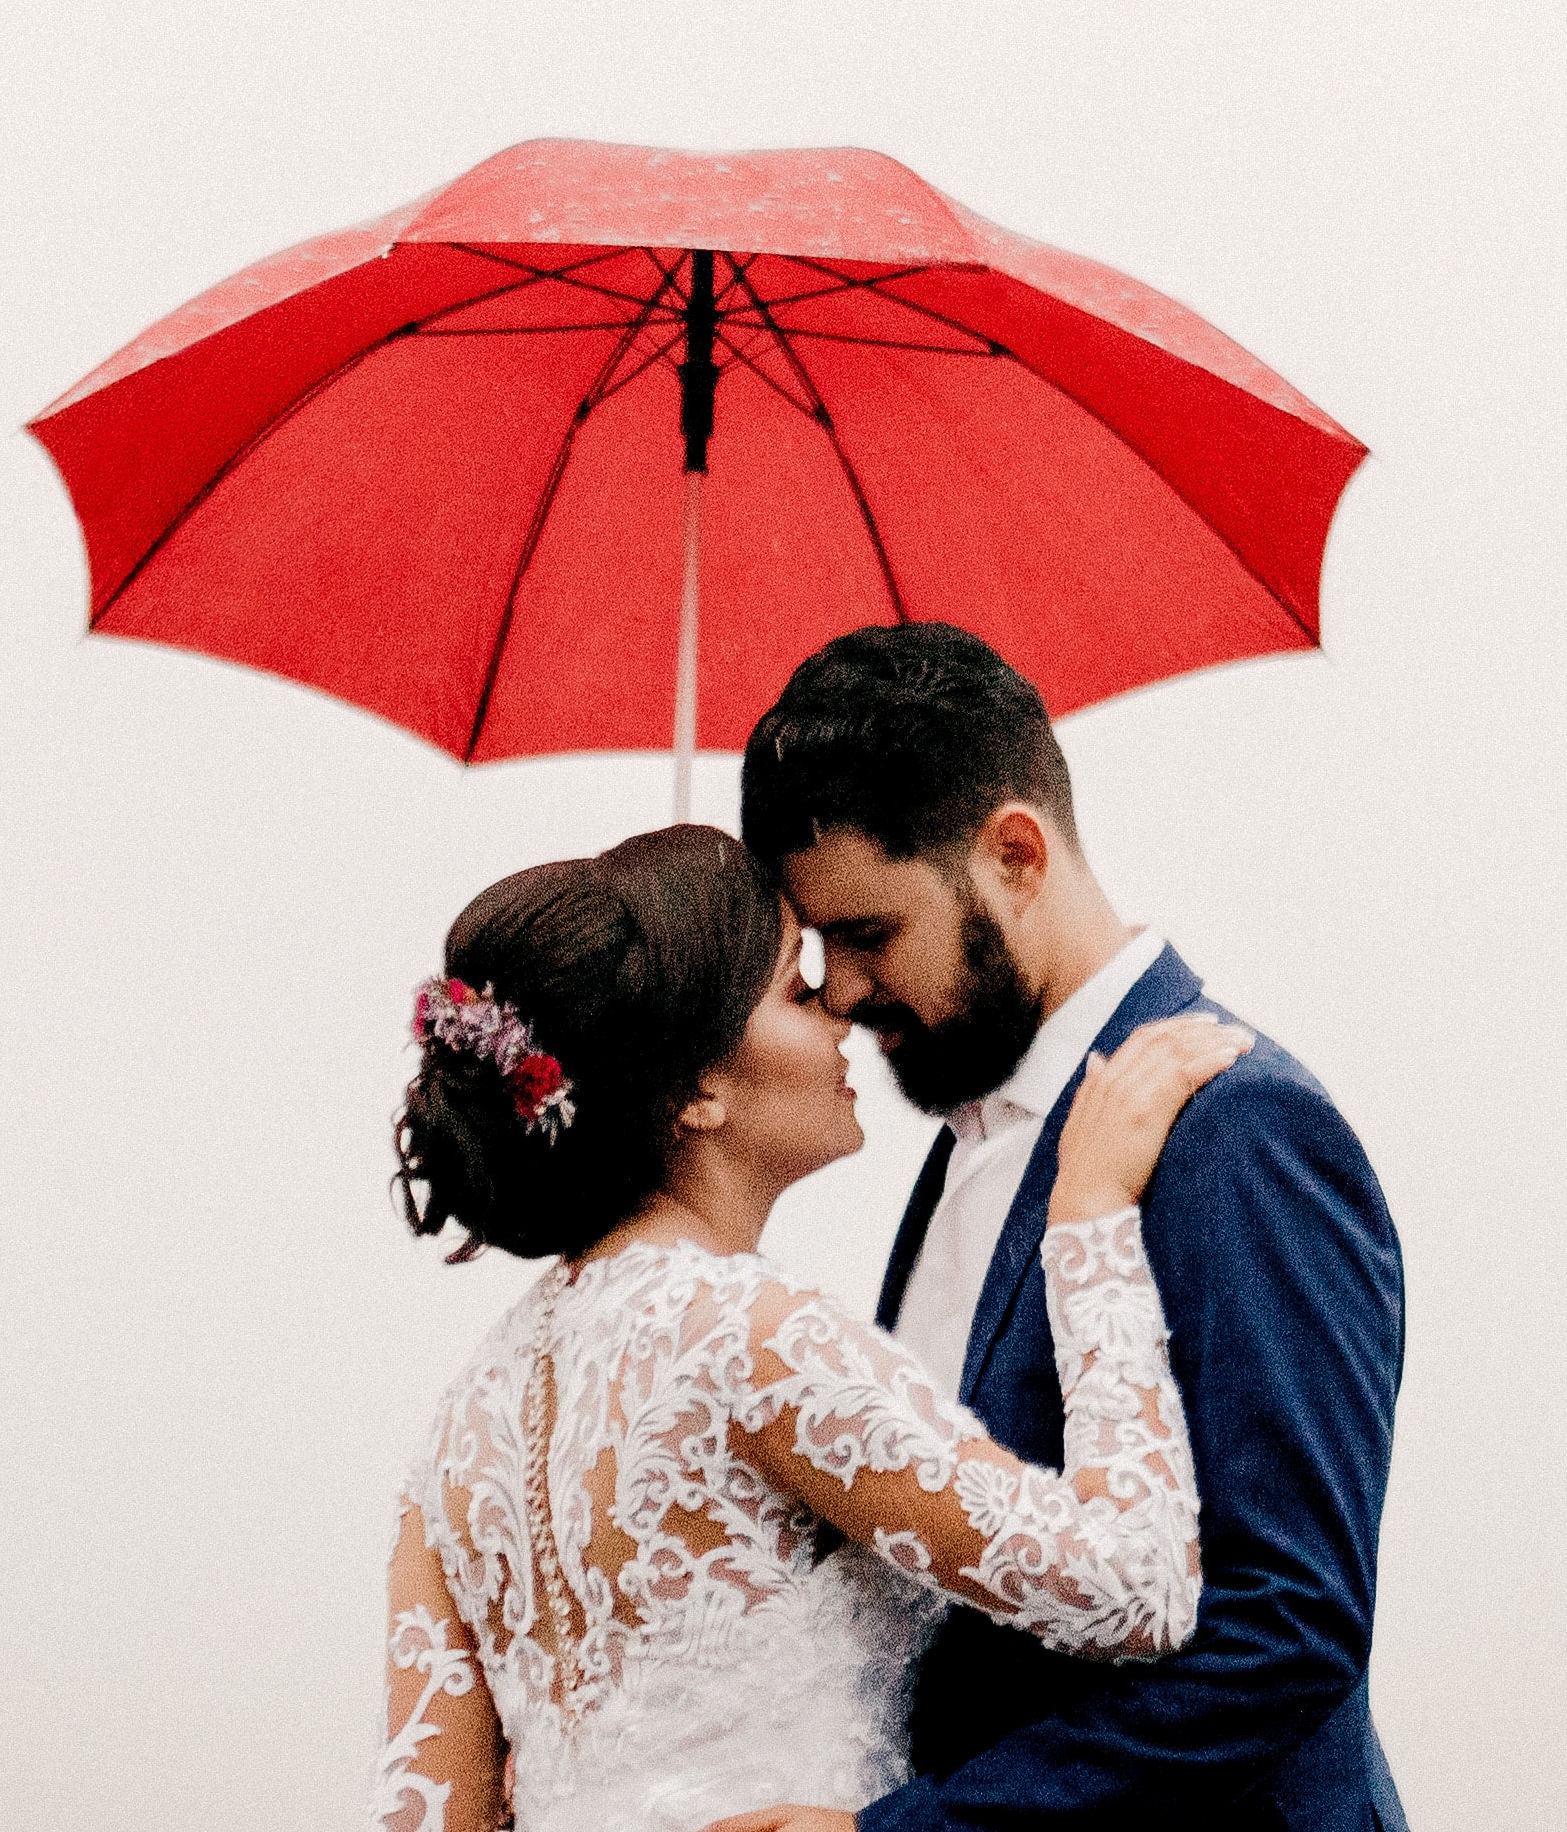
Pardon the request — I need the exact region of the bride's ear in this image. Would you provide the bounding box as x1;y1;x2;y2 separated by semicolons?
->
676;1091;727;1135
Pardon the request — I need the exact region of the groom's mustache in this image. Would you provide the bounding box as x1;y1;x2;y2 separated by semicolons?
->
847;998;927;1043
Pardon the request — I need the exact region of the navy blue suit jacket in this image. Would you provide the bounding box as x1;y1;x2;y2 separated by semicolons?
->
858;947;1408;1832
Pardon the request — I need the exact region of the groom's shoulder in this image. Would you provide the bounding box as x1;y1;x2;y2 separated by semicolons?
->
1166;993;1376;1183
1194;994;1328;1097
1145;994;1403;1365
1133;949;1340;1122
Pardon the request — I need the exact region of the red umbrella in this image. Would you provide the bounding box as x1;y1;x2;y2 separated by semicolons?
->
29;140;1364;817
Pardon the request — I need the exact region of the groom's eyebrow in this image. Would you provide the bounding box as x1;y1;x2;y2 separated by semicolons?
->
818;914;896;941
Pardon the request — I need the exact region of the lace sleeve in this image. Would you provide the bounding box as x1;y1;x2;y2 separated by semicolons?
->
735;1208;1201;1661
370;1498;508;1832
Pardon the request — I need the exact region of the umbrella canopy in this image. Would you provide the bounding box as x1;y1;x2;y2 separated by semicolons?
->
29;139;1365;798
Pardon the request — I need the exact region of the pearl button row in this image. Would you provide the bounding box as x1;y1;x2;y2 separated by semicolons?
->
522;1261;587;1726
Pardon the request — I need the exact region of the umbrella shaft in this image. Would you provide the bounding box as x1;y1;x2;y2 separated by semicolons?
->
673;469;703;823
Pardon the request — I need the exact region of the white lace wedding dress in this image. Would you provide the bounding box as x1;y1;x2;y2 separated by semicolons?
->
371;1210;1200;1832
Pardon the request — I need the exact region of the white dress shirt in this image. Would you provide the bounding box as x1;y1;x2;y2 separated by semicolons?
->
893;927;1167;1399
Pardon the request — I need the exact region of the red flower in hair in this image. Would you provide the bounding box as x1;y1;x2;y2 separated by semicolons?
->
447;977;474;1004
508;1051;566;1116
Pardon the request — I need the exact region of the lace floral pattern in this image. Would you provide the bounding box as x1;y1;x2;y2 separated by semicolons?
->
372;1215;1199;1831
371;1606;478;1832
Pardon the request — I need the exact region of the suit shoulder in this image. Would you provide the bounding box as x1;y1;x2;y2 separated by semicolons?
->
1163;1012;1380;1191
1182;998;1339;1116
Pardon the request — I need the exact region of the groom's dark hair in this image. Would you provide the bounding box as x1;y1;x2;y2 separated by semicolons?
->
742;623;1078;864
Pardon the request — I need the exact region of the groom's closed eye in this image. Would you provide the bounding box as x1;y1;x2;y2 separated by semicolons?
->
824;919;897;954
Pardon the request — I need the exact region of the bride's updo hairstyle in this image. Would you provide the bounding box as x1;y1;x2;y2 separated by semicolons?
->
395;825;783;1262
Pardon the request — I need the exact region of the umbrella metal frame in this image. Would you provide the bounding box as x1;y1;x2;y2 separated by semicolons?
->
438;245;1003;818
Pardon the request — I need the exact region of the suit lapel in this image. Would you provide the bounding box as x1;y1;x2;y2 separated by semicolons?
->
876;1125;956;1329
957;945;1206;1405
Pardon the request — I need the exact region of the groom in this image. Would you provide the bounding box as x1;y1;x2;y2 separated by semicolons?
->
724;624;1408;1832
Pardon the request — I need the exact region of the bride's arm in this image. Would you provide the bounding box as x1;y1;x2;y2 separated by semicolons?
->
735;1016;1250;1663
371;1502;508;1832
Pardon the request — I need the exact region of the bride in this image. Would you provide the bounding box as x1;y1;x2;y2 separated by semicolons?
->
371;825;1250;1832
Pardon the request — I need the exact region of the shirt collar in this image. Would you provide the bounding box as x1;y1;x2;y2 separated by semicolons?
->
954;928;1167;1135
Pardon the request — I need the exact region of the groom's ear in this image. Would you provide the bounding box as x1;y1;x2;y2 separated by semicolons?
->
971;803;1051;909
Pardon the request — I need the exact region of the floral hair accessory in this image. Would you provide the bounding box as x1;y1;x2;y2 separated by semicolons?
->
412;975;576;1142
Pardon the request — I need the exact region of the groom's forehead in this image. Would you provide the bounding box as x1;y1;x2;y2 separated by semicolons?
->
782;830;952;924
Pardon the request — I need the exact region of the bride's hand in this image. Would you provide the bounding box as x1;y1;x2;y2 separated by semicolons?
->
1048;1016;1253;1227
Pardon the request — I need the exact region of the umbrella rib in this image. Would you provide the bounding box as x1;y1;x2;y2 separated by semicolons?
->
778;260;1319;638
451;243;685;314
813;416;910;624
539;269;689;312
88;272;593;623
712;327;818;419
711;253;759;313
964;336;1325;642
418;321;678;336
985;354;1323;639
449;244;640;284
774;256;1003;351
718;323;776;373
463;274;681;761
742;324;999;356
726;258;908;623
88;333;402;627
725;264;939;313
596;326;688;403
449;244;632;271
420;254;654;323
645;246;692;301
404;273;611;335
593;252;694;390
584;253;690;398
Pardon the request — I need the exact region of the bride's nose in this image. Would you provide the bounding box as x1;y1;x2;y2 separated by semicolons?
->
818;1002;852;1043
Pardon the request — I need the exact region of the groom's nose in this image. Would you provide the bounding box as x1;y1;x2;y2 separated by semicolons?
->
819;948;875;1019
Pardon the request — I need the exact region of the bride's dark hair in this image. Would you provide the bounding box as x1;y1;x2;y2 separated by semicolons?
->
395;825;784;1261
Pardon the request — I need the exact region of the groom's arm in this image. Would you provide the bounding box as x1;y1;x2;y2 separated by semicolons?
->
858;1056;1405;1830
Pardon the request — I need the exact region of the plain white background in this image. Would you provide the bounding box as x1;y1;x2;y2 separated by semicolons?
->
3;4;1564;1827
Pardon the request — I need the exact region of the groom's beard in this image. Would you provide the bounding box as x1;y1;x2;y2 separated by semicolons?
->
854;893;1043;1116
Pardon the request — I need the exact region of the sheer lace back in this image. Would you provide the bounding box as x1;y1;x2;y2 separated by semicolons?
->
383;1221;1200;1831
398;1245;945;1827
